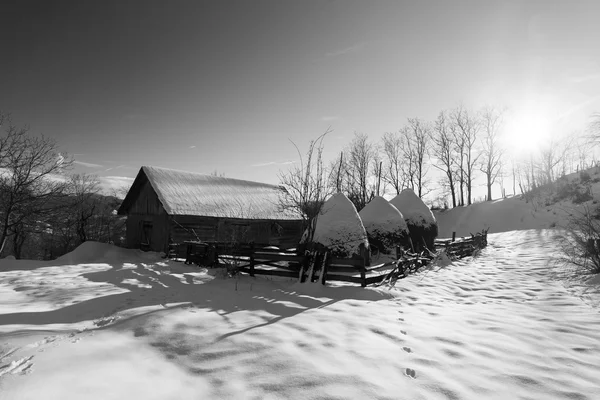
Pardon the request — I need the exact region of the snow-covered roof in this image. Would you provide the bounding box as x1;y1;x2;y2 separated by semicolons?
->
359;196;409;236
389;189;437;227
118;166;301;220
311;192;369;256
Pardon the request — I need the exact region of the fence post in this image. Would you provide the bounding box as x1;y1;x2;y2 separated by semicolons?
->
321;251;329;285
452;232;456;242
360;257;367;287
249;242;255;277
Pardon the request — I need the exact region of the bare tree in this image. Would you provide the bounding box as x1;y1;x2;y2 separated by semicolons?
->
69;174;101;243
338;132;377;211
0;113;73;256
405;118;430;198
451;105;481;205
538;134;573;185
278;129;333;244
372;148;384;197
479;107;505;201
381;131;407;195
430;110;458;207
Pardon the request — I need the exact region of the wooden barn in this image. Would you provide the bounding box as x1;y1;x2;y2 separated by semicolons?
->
117;166;303;252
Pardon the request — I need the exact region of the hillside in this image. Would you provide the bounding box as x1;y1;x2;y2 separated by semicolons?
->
434;166;600;238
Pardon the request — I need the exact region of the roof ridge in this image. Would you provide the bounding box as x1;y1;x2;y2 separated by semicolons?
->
141;165;282;189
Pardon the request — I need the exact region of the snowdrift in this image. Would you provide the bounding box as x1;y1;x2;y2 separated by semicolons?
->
305;193;369;259
57;241;160;264
389;189;438;250
359;196;410;254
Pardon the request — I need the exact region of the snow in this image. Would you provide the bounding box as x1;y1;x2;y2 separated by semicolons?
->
432;166;600;238
359;196;409;234
433;194;584;238
309;192;369;257
1;213;600;399
389;189;436;228
359;196;409;253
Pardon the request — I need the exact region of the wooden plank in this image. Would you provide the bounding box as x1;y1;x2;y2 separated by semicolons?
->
322;274;365;284
366;262;397;272
329;257;364;267
365;274;388;285
253;253;306;263
326;265;362;273
239;268;299;278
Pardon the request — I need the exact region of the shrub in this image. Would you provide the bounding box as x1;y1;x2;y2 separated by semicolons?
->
573;191;593;204
555;205;600;274
580;171;591;183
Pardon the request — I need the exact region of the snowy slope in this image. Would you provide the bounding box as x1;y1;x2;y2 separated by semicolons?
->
434;166;600;238
390;189;436;227
0;232;599;399
310;192;369;257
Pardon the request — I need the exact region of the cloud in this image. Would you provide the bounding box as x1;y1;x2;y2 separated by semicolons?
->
556;95;600;121
74;160;104;168
103;165;128;172
189;145;196;149
569;73;600;84
326;42;366;57
321;116;339;122
251;161;296;167
98;176;135;196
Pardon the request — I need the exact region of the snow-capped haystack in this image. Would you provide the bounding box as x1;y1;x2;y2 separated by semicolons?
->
304;193;369;259
359;196;410;254
390;189;438;251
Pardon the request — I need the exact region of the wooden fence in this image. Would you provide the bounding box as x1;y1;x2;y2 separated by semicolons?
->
178;230;488;287
434;229;489;258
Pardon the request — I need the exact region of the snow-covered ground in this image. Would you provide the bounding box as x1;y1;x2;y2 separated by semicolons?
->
1;230;599;399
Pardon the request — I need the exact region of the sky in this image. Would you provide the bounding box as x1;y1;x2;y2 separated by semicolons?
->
2;0;600;199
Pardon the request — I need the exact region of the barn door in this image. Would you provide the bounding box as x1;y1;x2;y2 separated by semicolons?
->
141;221;153;250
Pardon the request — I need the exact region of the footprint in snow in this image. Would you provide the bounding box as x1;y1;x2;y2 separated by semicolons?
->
94;315;119;327
405;368;417;379
0;355;34;377
400;330;407;335
403;347;412;353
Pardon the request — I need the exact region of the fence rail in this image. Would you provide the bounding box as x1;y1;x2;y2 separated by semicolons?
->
179;230;488;287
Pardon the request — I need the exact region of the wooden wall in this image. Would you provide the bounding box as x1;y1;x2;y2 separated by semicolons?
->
125;214;170;252
124;179;170;252
169;216;303;249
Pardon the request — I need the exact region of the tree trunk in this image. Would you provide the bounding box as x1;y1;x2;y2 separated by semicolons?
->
449;174;457;208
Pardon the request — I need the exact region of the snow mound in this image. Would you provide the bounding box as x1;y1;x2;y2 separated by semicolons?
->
359;196;409;253
57;241;158;264
310;193;369;258
389;189;436;227
359;196;408;233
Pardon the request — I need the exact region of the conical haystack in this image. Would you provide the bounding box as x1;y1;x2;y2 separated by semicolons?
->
302;193;369;260
389;189;438;251
359;196;410;255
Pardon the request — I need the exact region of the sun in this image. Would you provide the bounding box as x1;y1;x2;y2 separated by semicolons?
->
502;108;554;156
